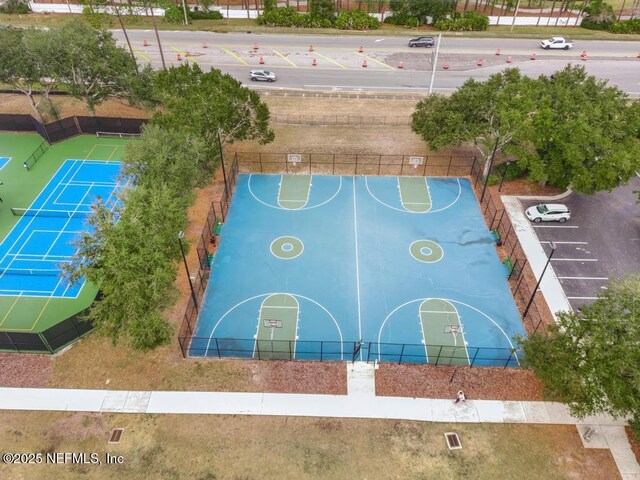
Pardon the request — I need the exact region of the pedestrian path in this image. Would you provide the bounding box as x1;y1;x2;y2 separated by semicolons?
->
0;382;638;478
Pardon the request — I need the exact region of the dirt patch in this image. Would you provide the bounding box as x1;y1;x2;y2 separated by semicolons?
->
626;426;640;466
376;363;545;401
0;353;52;387
0;411;622;480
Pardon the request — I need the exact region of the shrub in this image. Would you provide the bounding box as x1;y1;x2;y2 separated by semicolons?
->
434;11;489;31
608;18;640;34
0;0;30;14
384;14;420;27
163;4;185;24
581;17;613;30
335;9;379;30
190;10;223;20
257;7;303;27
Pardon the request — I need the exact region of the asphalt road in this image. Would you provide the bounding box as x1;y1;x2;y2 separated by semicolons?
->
112;30;640;95
523;173;640;310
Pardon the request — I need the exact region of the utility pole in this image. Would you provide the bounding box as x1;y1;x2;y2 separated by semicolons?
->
510;0;521;31
182;0;190;26
428;33;442;95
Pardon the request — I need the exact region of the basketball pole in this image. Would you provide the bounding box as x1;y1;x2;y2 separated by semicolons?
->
216;130;230;200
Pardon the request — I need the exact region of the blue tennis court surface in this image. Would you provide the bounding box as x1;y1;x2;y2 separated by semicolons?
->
193;174;525;366
0;157;11;170
0;159;126;298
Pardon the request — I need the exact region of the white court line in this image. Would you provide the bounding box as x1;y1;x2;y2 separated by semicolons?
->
352;177;362;352
551;258;598;262
533;225;579;229
558;276;609;280
540;241;588;245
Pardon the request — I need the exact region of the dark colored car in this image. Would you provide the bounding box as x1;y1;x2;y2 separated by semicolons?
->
408;36;435;48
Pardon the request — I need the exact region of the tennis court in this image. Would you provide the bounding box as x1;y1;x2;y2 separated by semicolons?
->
192;174;525;366
0;133;129;335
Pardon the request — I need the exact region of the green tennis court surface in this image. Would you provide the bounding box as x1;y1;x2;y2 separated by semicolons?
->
0;133;131;338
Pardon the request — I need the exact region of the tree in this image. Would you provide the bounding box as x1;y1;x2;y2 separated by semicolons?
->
67;127;209;350
390;0;455;24
514;65;640;193
412;69;537;176
151;63;274;150
0;28;62;121
517;276;640;434
52;20;139;116
309;0;336;20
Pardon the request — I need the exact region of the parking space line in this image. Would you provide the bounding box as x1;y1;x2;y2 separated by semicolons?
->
533;225;579;229
551;258;598;262
133;50;151;62
313;52;347;69
221;47;249;66
271;49;298;67
541;241;588;245
171;46;200;63
355;52;395;70
558;276;608;280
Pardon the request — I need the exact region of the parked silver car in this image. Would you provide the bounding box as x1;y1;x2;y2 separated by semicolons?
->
249;69;276;82
525;203;571;223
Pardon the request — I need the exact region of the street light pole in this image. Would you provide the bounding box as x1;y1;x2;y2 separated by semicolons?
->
178;231;198;311
523;241;556;319
216;130;230;200
480;136;500;203
498;161;512;192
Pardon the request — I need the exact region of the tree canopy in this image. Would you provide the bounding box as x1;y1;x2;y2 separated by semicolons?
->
151;63;275;148
517;276;640;433
390;0;456;25
412;65;640;194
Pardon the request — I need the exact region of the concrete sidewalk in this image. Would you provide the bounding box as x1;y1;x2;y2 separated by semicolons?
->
0;383;638;479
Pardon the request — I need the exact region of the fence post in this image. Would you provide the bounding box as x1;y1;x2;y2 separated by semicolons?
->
435;346;443;365
38;333;54;354
470;156;477;178
398;344;405;364
366;342;372;363
320;341;324;361
332;154;336;176
504;351;514;368
259;153;263;173
215;338;221;358
255;339;261;360
470;347;480;367
289;340;293;360
447;156;452;176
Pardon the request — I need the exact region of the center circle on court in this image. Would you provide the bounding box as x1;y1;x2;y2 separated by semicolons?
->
410;240;444;263
270;236;304;260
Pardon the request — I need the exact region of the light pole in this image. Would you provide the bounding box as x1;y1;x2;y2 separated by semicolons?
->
498;161;512;192
178;231;198;311
216;130;230;200
480;136;500;203
523;241;556;319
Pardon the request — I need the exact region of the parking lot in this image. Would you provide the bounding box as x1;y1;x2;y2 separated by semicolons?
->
522;174;640;311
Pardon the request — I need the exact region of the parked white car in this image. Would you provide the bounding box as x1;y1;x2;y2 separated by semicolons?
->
525;204;571;223
540;37;574;50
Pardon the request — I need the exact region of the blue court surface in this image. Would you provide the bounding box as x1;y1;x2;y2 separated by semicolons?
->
0;160;126;298
0;157;11;170
192;174;525;366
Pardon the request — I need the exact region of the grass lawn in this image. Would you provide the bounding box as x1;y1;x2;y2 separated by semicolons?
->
0;411;621;479
1;13;639;40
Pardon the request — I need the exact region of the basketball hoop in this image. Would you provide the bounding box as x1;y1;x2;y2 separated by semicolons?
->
287;154;302;166
444;324;464;346
263;319;283;340
409;156;425;170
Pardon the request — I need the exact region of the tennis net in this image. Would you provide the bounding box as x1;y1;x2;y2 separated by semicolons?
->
96;131;141;139
11;207;92;219
0;267;60;276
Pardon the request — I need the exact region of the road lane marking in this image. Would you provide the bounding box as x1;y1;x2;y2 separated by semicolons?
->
312;51;347;69
271;49;298;67
171;46;199;63
221;47;249;66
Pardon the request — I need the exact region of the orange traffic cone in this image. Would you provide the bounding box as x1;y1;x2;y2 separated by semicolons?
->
581;50;587;60
143;40;149;47
253;43;259;50
443;62;449;70
637;52;640;58
359;45;363;53
259;56;264;64
203;42;208;49
362;59;368;68
496;48;501;56
477;59;483;67
177;53;182;61
312;58;317;67
309;45;314;52
506;56;512;64
397;62;403;69
530;53;536;60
